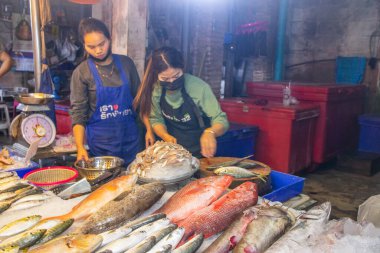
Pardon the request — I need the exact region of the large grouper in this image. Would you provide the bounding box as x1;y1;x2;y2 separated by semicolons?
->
80;182;166;234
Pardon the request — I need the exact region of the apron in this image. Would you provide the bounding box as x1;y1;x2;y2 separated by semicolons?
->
160;87;210;157
86;54;140;165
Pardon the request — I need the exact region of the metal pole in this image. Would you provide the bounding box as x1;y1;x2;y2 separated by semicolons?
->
274;0;288;81
29;0;42;92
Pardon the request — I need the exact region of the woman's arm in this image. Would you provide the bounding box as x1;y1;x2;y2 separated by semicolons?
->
73;124;89;161
142;115;155;147
152;123;177;143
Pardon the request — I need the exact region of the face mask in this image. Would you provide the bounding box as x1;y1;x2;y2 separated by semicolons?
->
160;75;185;91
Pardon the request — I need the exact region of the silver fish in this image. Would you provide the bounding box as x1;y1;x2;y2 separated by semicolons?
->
232;205;295;253
124;236;156;253
0;192;16;202
0;215;42;237
132;218;172;236
13;194;52;205
149;224;177;242
172;233;204;253
0;229;46;249
7;199;45;212
0;180;29;193
95;230;148;253
99;213;166;247
214;166;263;180
147;227;185;253
265;202;331;253
0;176;19;185
0;172;17;179
37;219;74;244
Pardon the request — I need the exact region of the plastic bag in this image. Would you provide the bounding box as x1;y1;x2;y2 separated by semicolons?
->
60;38;79;62
358;195;380;228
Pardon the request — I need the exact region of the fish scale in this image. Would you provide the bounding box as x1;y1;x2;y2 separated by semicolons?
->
154;176;233;223
81;182;166;234
178;182;258;243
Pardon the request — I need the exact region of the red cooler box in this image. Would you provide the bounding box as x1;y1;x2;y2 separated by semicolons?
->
55;102;72;135
220;98;319;173
246;82;365;164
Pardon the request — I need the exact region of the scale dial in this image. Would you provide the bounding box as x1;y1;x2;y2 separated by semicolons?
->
21;114;56;148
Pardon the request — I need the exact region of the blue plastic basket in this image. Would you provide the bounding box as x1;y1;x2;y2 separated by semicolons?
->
358;114;380;154
263;170;305;202
336;56;366;84
216;124;259;158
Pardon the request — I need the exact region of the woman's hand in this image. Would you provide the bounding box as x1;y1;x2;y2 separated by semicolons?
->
200;130;217;158
77;147;89;161
162;133;177;143
145;130;156;147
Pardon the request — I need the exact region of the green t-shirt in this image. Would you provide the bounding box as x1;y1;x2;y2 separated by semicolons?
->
149;73;229;130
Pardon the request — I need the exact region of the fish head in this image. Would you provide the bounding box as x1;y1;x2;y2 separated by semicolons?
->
67;234;103;250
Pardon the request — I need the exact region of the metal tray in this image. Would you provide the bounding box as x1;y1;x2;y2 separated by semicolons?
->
16;93;54;105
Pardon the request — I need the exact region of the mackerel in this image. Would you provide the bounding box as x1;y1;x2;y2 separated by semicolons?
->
0;215;42;237
149;224;177;242
0;176;19;185
0;245;19;253
95;230;148;253
0;180;29;193
173;233;204;253
37;219;74;244
0;202;10;214
0;172;17;179
132;218;172;236
13;194;52;205
31;219;62;230
124;236;156;253
6;200;45;212
0;192;16;202
99;213;165;247
0;229;46;249
147;227;185;253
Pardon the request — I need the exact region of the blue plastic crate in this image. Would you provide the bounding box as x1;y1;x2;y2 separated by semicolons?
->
216;124;259;158
263;170;305;202
358;114;380;154
336;56;366;84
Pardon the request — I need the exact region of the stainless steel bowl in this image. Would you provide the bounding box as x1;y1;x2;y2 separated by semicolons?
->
74;156;124;180
16;93;54;105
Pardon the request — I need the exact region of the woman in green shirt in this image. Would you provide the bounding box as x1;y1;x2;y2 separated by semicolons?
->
134;47;229;158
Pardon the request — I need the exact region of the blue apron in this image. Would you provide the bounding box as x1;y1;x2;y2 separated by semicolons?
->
86;54;140;165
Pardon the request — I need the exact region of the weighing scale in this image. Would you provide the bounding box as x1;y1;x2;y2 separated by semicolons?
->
9;93;56;155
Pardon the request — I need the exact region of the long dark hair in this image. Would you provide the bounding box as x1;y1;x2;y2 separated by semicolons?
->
133;47;184;118
78;17;111;43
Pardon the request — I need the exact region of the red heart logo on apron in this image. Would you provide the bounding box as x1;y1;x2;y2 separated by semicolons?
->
113;104;119;110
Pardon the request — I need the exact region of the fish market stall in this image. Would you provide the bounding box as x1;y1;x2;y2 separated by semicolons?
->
0;140;379;252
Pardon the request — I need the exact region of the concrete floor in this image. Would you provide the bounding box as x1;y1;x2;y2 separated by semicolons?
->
301;161;380;220
1;133;379;220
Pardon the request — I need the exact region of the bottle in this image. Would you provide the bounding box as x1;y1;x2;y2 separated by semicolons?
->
283;83;291;106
